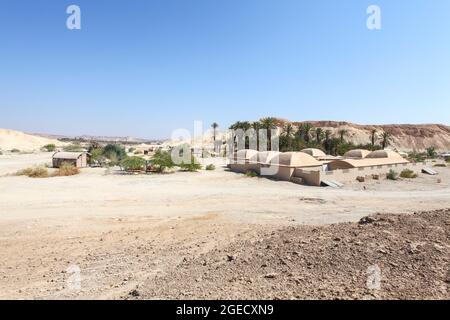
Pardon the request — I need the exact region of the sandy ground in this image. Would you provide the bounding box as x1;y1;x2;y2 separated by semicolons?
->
0;153;449;299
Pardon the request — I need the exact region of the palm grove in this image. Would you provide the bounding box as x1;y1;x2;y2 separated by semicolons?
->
229;117;390;156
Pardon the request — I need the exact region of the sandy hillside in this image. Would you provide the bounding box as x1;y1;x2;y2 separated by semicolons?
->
0;128;64;152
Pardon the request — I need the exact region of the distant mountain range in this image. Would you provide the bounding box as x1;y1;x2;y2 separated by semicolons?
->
31;133;163;144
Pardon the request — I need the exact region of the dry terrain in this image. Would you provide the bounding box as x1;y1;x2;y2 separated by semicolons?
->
0;153;449;299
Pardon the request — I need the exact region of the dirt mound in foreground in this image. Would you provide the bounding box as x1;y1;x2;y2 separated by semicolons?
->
139;210;450;300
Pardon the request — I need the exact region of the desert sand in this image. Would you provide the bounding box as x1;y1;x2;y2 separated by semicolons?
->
0;153;449;299
0;128;64;152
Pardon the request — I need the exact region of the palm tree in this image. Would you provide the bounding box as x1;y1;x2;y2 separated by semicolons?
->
323;130;332;154
370;129;377;147
260;117;277;151
338;129;348;143
281;123;295;150
252;121;261;150
315;128;323;143
211;122;219;141
381;131;392;149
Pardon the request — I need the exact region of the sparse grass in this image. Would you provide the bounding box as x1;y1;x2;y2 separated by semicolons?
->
16;166;49;178
53;164;80;176
400;169;418;179
245;170;258;178
386;169;398;180
63;144;84;152
205;164;216;171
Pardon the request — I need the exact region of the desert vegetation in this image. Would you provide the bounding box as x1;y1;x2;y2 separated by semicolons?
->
229;119;385;156
205;164;216;170
179;155;202;172
387;169;398;180
16;163;80;178
400;169;418;179
42;144;56;152
16;166;49;178
120;156;146;171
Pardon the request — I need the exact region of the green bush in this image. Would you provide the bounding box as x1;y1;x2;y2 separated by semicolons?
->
400;169;417;179
205;164;216;170
179;156;202;172
16;166;49;178
387;169;398;180
11;148;20;153
245;170;258;177
121;156;146;171
407;151;426;163
42;144;56;152
426;147;436;158
128;147;136;153
447;158;450;164
103;144;127;165
151;150;175;173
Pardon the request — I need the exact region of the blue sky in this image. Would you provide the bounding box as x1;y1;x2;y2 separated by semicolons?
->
0;0;449;139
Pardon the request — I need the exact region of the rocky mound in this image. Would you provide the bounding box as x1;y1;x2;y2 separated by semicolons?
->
139;210;450;300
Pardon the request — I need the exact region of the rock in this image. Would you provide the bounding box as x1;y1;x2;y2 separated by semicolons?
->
356;176;365;182
264;273;278;279
226;255;235;262
129;289;140;297
359;216;376;225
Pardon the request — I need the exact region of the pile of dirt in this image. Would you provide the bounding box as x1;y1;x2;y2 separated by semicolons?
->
139;210;450;300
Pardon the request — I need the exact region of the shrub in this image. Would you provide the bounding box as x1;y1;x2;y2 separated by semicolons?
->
434;163;446;167
53;163;80;176
16;166;49;178
407;151;426;163
426;147;436;158
179;156;202;172
121;156;146;171
134;150;143;155
63;143;84;152
387;169;398;180
0;150;3;155
103;144;127;164
11;148;20;153
400;169;417;179
43;144;56;152
205;164;216;171
151;150;175;173
245;170;258;177
128;147;136;153
447;158;450;164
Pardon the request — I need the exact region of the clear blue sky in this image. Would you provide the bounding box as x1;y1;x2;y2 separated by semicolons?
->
1;0;449;139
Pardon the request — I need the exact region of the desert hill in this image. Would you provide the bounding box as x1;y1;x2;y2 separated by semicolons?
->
0;128;64;152
285;121;450;152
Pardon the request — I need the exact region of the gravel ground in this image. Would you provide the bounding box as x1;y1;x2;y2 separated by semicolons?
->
139;209;450;300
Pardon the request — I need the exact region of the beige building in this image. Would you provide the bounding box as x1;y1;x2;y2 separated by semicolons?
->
52;152;88;168
229;148;422;186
